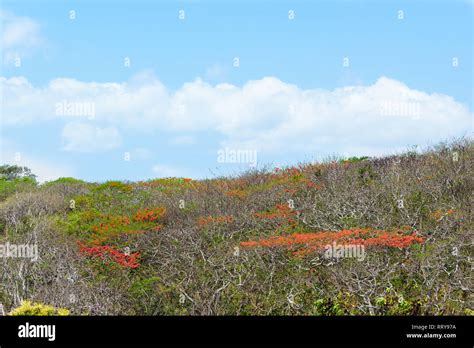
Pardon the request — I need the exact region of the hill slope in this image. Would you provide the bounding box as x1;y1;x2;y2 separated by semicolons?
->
0;139;472;315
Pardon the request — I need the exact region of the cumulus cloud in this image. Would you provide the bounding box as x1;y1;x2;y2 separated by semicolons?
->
0;10;43;64
61;122;122;153
2;73;472;156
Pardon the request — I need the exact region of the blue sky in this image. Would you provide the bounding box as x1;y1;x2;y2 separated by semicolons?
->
1;0;473;182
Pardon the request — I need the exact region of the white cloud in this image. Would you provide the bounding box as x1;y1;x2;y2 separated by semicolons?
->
61;122;122;153
2;73;472;156
0;10;43;64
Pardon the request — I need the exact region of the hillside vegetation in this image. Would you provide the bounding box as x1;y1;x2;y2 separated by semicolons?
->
0;139;472;315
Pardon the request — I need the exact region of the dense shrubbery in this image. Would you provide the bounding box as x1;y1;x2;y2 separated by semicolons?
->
0;139;472;315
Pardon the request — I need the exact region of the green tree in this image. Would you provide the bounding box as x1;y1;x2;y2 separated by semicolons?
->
0;165;37;200
0;165;37;181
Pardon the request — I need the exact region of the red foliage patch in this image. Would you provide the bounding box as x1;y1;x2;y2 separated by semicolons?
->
197;215;234;227
78;243;141;269
133;207;166;223
240;228;424;257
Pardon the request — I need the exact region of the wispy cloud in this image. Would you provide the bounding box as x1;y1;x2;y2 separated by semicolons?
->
170;135;195;145
61;122;122;153
0;10;43;65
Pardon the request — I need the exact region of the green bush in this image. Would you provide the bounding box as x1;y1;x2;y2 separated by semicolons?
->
42;177;86;186
0;176;37;201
